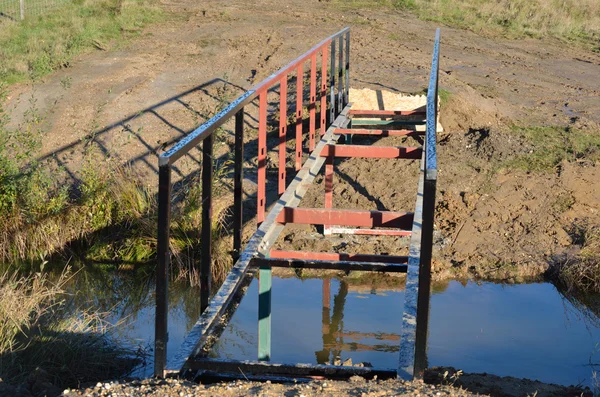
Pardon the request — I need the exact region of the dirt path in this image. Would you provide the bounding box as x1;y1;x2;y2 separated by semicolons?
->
5;0;600;279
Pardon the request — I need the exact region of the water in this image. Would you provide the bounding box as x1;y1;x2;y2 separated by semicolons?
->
80;271;600;387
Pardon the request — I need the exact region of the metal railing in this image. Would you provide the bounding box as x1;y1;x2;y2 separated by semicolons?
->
154;27;351;377
0;0;68;21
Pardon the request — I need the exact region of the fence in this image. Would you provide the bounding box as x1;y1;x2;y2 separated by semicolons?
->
0;0;68;21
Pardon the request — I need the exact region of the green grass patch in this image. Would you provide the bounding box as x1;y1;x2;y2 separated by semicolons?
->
505;125;600;172
0;0;164;85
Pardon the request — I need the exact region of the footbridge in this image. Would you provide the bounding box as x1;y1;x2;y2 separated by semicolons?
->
154;27;441;381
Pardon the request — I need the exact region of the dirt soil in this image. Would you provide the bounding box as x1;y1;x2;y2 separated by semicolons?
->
6;0;600;282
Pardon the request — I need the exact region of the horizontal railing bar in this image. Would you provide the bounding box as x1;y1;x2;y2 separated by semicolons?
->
320;145;422;159
276;207;414;228
425;28;440;180
349;109;426;117
186;358;398;379
334;128;423;137
269;250;409;264
324;227;412;236
159;27;349;166
351;119;426;126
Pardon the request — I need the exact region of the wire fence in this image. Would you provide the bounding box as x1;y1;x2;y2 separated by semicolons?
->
0;0;69;22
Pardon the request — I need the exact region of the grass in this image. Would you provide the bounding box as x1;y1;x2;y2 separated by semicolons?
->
0;0;164;85
335;0;600;46
505;125;600;172
0;268;142;390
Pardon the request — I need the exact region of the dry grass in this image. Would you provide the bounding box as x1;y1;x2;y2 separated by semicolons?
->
336;0;600;44
552;224;600;294
0;268;142;388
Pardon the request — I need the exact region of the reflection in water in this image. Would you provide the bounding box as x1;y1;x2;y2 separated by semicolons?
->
316;279;399;365
59;268;600;387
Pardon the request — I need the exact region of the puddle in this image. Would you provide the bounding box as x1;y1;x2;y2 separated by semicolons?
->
75;271;600;387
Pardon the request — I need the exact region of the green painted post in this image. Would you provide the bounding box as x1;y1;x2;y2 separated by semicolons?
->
258;265;272;361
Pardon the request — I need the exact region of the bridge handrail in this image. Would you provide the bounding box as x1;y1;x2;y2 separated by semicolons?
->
425;28;440;181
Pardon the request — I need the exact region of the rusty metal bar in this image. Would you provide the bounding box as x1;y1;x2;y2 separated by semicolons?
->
324;153;334;235
276;207;414;228
267;250;409;265
154;164;171;378
258;91;267;224
334;128;422;137
348;109;426;117
233;109;244;260
201;134;213;313
351;119;426;127
295;64;304;171
321;46;328;135
279;76;288;195
309;54;317;151
320;145;422;159
329;39;336;126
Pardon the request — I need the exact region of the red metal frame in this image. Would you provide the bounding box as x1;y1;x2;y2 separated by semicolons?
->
334;128;423;137
325;227;412;237
320;145;422;159
258;91;267;224
270;250;409;264
295;64;304;171
348;109;426;117
320;47;328;136
276;207;413;228
279;76;288;195
310;55;317;151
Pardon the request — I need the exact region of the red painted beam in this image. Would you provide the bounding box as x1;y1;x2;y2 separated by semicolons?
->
326;227;412;237
333;128;424;137
270;250;409;264
320;145;422;159
349;109;426;117
276;207;413;228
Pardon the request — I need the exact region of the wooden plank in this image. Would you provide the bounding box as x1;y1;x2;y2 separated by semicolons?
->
185;358;397;380
276;207;414;228
268;250;409;264
252;257;408;273
320;145;422;159
165;105;352;374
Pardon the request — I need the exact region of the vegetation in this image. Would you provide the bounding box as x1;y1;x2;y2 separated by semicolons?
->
505;125;600;172
0;269;141;390
336;0;600;45
0;0;164;85
552;224;600;294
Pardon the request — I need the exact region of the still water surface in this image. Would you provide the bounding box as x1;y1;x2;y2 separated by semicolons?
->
97;274;600;387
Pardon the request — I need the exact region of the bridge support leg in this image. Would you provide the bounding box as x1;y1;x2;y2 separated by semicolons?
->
233;109;244;261
201;134;214;313
258;265;272;361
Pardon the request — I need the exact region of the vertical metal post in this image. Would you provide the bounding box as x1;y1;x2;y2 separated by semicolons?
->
233;109;244;261
413;177;436;377
309;54;317;152
324;152;334;236
320;45;328;134
19;0;24;20
154;164;172;378
329;40;336;124
258;265;272;361
345;31;350;107
337;35;343;114
295;64;304;171
278;77;288;195
201;134;213;313
257;92;267;225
